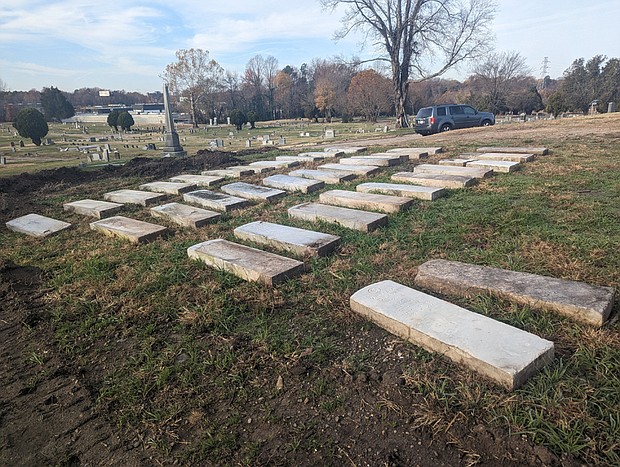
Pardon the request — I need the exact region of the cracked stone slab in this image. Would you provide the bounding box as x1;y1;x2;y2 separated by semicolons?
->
262;174;325;194
234;221;340;257
318;163;381;176
150;202;221;228
319;189;413;213
90;216;167;243
6;213;71;238
414;164;493;179
103;189;166;206
477;147;549;155
169;174;225;187
351;280;555;390
288;202;387;232
356;182;446;201
63;199;123;219
183;190;249;212
414;259;615;327
466;160;521;173
221;182;287;203
139;181;197;195
187;239;304;286
391;172;477;189
289;169;356;184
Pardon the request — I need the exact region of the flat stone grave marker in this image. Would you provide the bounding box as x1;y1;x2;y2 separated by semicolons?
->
391;172;476;189
90;216;167;244
388;147;443;155
318;163;380;176
183;190;249;212
320;189;413;213
323;147;366;154
150;202;221;228
414;164;492;179
249;160;300;170
6;213;71;238
385;148;429;160
365;152;409;162
350;280;555;390
414;259;615;327
139;181;197;195
300;151;343;158
475;153;535;163
276;155;324;163
202;168;254;178
103;189;166;206
63;199;123;219
466;160;521;173
221;182;287;203
234;221;340;257
288;202;388;232
188;239;304;286
356;182;446;201
438;159;476;167
169;174;225;187
339;156;401;167
289;169;356;184
477;146;548;156
262;174;325;194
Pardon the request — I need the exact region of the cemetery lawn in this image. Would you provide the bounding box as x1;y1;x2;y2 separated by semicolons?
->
1;114;619;466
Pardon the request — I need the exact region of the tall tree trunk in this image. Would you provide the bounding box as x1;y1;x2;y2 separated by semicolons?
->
190;94;198;128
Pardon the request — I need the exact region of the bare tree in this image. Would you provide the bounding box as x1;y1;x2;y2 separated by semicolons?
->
320;0;496;126
472;51;531;113
163;48;223;127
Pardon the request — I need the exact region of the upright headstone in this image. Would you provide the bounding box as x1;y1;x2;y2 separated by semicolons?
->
0;156;6;165
161;83;187;157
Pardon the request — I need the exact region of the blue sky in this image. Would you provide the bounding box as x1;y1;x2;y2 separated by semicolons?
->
0;0;618;93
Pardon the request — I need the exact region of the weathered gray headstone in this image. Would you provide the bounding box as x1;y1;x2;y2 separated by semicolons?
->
475;153;535;163
323;147;366;154
161;83;187;157
289;169;356;184
90;216;167;244
351;280;555;390
221;182;287;203
385;148;429;160
202;168;254;178
318;163;380;176
187;239;305;286
324;129;336;139
103;189;166;206
438;159;476;167
169;174;224;187
6;213;71;238
262;174;325;194
150;202;221;228
288;202;388;232
414;164;492;179
466;160;521;173
249;160;300;170
356;182;446;201
139;181;197;195
391;172;476;189
414;259;615;327
339;156;401;167
299;151;344;158
476;147;549;156
183;190;249;212
234;221;340;257
320;189;412;213
63;199;123;219
276;155;324;163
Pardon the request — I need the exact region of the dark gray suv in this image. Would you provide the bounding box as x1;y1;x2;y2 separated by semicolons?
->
414;104;495;135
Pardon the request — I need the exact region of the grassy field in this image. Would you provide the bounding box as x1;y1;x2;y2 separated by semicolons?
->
0;114;619;465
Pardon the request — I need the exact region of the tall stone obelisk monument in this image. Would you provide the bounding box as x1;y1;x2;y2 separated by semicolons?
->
162;83;187;157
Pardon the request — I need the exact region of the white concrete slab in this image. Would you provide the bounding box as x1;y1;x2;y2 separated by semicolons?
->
183;190;249;212
323;146;367;154
299;151;343;158
319;189;413;213
477;147;548;156
150;202;221;228
6;213;71;238
90;216;167;243
234;221;340;257
414;164;493;179
365;152;409;162
249;160;300;170
201;169;254;178
414;259;615;327
339;156;401;167
276;155;324;163
221;182;287;203
318;163;380;176
229;165;274;174
288;202;388;232
169;174;225;187
350;280;555;390
262;174;325;194
385;148;429;160
103;189;166;206
475;153;535;163
438;159;476;167
466;160;521;173
388;147;443;155
63;199;123;219
139;181;197;195
356;182;446;201
391;172;476;189
289;169;357;184
187;239;304;286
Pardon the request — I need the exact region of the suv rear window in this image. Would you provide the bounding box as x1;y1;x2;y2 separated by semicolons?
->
417;108;432;118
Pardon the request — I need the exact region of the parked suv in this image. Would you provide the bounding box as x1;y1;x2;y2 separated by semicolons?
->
414;104;495;135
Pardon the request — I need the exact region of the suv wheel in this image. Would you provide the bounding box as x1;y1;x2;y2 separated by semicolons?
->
481;120;492;126
440;123;452;132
